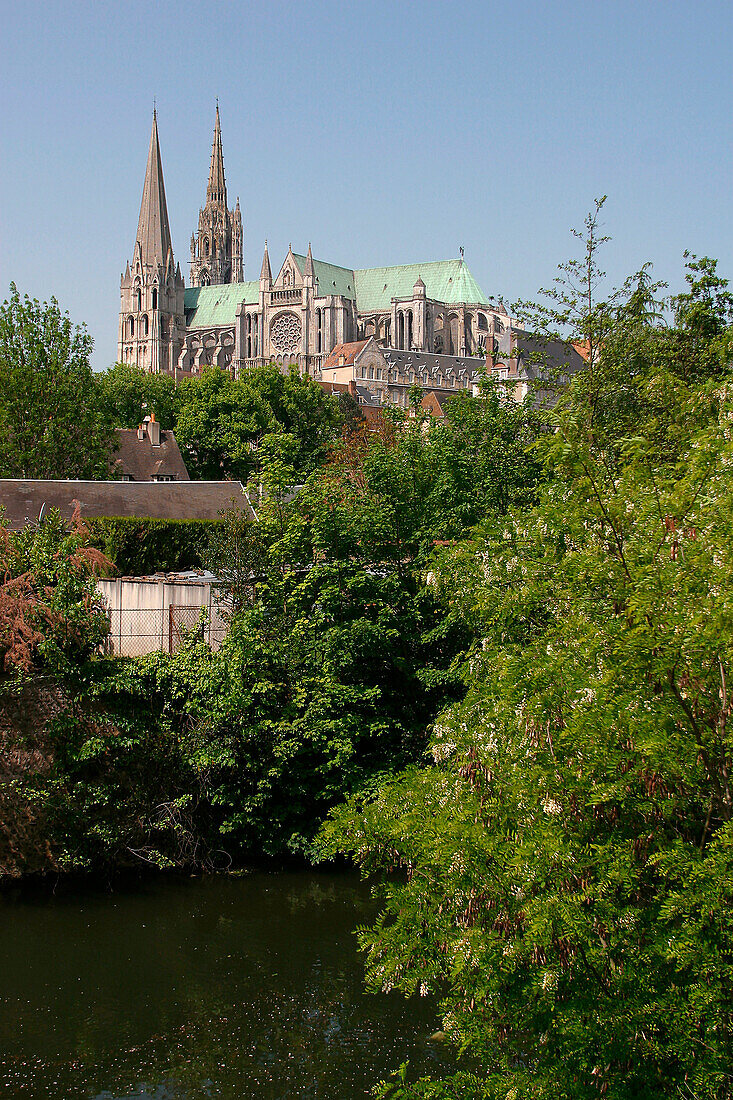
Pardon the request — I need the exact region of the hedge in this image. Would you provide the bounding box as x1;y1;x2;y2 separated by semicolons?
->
86;517;219;576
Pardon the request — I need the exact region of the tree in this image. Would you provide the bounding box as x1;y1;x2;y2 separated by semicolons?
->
0;284;111;478
239;364;341;473
174;366;276;481
96;362;177;430
322;238;733;1098
0;507;112;676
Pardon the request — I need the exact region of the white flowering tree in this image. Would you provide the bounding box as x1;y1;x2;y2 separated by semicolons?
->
321;249;733;1098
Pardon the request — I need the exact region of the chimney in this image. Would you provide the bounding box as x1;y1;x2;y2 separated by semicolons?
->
137;424;145;441
144;413;161;446
338;354;345;366
348;379;357;397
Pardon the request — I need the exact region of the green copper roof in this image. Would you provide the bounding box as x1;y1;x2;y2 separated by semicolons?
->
292;254;356;300
184;282;259;328
353;259;489;313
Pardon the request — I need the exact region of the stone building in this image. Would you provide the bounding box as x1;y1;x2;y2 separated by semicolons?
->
118;111;515;380
321;339;487;409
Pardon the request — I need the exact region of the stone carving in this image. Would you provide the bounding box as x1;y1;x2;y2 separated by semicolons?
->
271;312;301;352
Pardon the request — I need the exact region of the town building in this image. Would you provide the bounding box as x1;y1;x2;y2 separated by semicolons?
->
118;110;515;381
111;415;190;482
487;329;589;406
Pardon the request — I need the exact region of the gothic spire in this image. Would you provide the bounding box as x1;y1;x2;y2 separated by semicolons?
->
207;103;227;205
304;242;315;278
260;240;272;282
135;110;173;270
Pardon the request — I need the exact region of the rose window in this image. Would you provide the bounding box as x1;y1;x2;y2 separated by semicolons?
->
271;312;301;352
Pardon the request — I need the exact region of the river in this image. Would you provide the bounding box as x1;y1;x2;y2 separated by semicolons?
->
0;871;453;1098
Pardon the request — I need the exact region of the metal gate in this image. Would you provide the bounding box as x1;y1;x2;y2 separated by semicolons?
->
168;604;206;654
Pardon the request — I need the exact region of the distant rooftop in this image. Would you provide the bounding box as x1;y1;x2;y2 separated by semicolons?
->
0;480;255;531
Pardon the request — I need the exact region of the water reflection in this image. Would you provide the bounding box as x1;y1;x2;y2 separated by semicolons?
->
0;872;452;1098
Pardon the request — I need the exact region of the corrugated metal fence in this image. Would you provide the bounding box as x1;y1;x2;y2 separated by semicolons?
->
97;576;229;657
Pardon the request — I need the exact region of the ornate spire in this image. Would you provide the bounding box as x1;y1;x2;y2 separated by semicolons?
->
304;242;315;278
207;103;227;205
134;110;173;269
260;240;272;282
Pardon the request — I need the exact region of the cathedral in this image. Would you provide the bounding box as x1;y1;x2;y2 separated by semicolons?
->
118;110;510;380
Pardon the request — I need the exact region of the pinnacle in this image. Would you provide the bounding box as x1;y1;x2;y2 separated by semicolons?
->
260;240;272;282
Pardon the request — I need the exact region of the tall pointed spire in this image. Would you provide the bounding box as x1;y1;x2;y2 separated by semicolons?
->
304;242;315;278
260;240;272;283
207;103;227;205
135;110;173;269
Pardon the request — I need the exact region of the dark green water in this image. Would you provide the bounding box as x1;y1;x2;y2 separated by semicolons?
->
0;871;452;1099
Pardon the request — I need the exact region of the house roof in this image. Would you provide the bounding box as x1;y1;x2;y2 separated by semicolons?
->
422;390;453;415
354;259;490;312
184;282;259;328
0;481;255;531
382;348;483;376
321;339;371;371
111;428;190;482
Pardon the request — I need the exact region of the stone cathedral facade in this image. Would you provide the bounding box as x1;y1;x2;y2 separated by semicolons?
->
118;111;511;379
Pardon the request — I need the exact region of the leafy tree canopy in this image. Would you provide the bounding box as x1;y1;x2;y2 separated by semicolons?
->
0;284;111;478
322;221;733;1099
96;362;177;430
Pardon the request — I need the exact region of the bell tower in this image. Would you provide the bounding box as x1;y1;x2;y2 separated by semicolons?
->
118;110;185;373
189;105;243;287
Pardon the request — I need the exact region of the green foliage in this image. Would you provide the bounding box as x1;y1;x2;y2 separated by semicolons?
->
86;516;217;576
172;364;342;481
0;283;111;477
0;509;111;675
321;233;733;1098
239;364;342;474
96;361;177;429
174;366;275;481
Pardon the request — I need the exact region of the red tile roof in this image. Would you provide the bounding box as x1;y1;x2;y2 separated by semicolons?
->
321;340;370;371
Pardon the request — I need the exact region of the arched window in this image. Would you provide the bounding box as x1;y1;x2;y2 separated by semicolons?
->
204;239;210;257
152;288;158;310
135;288;141;312
398;312;405;349
478;312;488;331
407;311;413;350
128;316;135;337
142;314;149;337
316;308;322;354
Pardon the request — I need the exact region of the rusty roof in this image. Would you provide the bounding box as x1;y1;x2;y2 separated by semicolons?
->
321;339;371;371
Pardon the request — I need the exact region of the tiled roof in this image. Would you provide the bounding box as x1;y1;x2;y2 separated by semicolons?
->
184;282;259;328
111;428;190;482
292;254;356;300
354;259;490;312
321;339;370;371
0;481;255;531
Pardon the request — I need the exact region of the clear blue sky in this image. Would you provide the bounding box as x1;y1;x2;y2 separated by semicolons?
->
1;0;731;370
